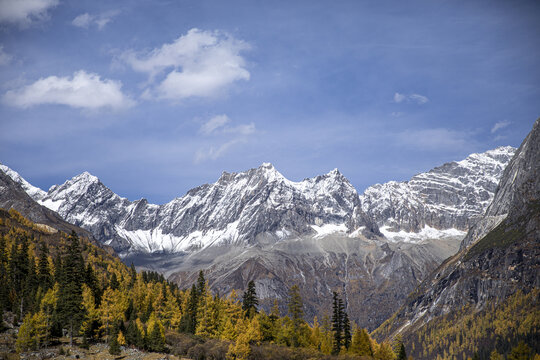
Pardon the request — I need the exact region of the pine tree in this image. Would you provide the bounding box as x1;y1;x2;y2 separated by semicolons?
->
342;310;351;350
56;231;86;346
331;292;343;354
196;270;206;297
0;235;9;311
242;280;259;318
37;242;51;290
109;328;121;355
147;313;166;352
180;284;198;334
109;272;119;290
129;262;137;288
287;285;304;347
84;263;101;306
126;319;144;348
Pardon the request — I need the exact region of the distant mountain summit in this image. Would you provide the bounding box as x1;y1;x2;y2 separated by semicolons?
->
360;146;516;240
16;162;379;254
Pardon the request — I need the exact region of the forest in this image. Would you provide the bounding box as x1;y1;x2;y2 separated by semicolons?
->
0;208;537;360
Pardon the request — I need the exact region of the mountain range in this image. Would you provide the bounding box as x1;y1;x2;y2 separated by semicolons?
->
0;145;517;330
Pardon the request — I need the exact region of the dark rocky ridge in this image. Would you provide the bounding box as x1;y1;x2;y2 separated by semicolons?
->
0;170;94;239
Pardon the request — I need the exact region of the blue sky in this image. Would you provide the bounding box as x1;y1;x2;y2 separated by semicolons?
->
0;0;539;204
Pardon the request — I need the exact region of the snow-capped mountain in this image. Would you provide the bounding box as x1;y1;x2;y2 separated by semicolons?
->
15;163;379;254
1;147;515;255
0;146;517;330
360;146;516;241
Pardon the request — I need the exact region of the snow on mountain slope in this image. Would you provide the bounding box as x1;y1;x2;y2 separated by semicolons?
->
1;146;515;254
7;163;378;254
360;146;516;238
0;163;47;200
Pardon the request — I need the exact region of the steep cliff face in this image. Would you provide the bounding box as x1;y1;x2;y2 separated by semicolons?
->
360;146;515;238
374;119;540;357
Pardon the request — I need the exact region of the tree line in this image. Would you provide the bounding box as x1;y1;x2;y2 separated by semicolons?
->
1;209;413;359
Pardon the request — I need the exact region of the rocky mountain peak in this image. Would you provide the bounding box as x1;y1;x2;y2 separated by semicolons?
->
361;146;516;238
0;162;47;200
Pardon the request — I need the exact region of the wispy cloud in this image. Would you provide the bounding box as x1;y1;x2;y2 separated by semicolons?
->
195;114;256;162
72;10;119;30
0;46;12;66
393;92;429;105
491;120;511;134
194;139;243;163
121;28;250;100
396;128;470;151
200;114;230;135
0;0;59;26
3;70;134;110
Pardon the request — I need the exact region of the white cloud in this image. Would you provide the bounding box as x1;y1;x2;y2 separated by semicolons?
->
3;70;134;110
72;13;92;28
194;139;242;163
224;123;255;136
0;46;12;65
409;94;429;104
393;92;429;105
491;120;511;134
396;128;469;151
0;0;59;26
195;114;256;162
72;10;119;30
122;28;250;100
200;114;230;135
393;92;406;103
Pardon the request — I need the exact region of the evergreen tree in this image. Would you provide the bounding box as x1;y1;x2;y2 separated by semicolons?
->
126;319;144;348
56;231;85;346
287;285;304;347
0;236;9;311
196;270;206;297
84;263;101;306
180;284;198;333
109;272;119;290
147;314;167;352
331;292;343;354
342;311;351;350
242;280;259;318
129;262;137;288
23;256;38;315
108;328;121;355
37;242;52;290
